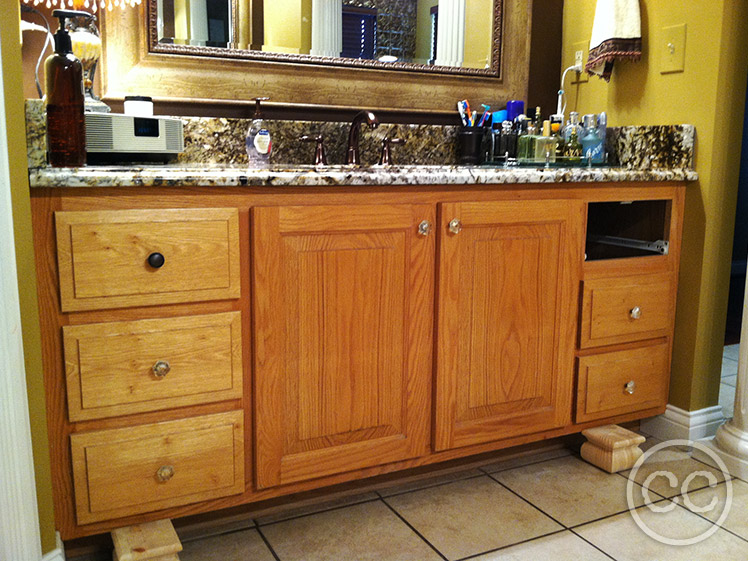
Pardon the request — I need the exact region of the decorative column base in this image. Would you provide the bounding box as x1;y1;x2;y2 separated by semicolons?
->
112;519;182;561
697;433;748;480
580;424;646;473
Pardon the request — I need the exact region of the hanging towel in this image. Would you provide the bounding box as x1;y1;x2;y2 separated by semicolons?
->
585;0;642;81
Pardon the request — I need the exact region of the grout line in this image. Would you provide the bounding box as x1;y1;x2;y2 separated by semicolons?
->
378;472;486;499
485;473;568;529
669;484;748;544
379;498;450;561
567;497;674;530
255;525;282;561
255;495;381;527
567;528;619;561
453;529;567;561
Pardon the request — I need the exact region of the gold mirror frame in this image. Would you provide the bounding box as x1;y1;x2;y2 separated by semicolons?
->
148;2;502;78
100;1;531;113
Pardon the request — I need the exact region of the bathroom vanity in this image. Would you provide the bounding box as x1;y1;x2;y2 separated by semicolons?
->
28;164;692;539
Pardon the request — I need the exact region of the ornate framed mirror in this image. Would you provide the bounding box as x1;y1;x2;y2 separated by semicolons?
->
100;0;530;113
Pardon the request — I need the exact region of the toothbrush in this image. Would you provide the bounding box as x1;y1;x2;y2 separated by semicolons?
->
457;100;469;127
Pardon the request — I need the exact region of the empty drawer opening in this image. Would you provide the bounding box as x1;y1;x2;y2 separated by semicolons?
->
585;200;670;261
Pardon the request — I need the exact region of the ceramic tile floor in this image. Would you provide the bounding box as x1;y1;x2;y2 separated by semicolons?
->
177;443;748;561
721;344;739;419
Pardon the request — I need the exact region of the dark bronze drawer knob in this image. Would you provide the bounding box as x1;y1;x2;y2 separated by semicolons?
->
147;252;165;269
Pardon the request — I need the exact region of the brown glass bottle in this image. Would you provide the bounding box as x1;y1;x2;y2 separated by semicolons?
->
46;11;86;167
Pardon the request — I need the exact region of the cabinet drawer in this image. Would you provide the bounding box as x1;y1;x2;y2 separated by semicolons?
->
55;208;240;311
576;342;669;423
70;411;244;524
63;312;243;421
579;273;673;348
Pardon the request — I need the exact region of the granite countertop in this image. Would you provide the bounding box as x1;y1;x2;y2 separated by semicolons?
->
28;164;698;189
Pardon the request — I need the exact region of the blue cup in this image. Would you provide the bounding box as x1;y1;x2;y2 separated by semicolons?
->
506;100;525;122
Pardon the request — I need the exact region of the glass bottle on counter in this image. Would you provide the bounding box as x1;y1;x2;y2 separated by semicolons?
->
563;112;583;143
581;114;604;164
534;120;557;163
564;128;582;162
517;121;538;161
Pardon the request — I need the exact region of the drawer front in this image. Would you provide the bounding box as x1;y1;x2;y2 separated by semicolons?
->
576;342;669;423
70;411;244;524
55;208;240;311
580;273;673;348
63;312;243;421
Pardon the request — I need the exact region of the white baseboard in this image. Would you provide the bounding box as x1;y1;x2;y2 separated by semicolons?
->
41;532;64;561
640;404;725;441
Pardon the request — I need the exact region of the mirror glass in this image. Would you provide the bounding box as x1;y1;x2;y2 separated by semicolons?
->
153;0;500;74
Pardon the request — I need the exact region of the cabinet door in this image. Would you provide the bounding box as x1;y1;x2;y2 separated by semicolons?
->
435;200;582;451
253;204;434;488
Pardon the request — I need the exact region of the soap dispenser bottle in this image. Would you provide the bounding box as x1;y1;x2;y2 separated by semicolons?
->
246;97;272;167
46;9;89;167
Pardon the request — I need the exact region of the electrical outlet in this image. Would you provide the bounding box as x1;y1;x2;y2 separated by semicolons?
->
660;23;687;74
571;40;588;83
575;50;584;68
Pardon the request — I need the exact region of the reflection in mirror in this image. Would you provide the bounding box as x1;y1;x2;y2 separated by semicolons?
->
156;0;234;48
155;0;496;71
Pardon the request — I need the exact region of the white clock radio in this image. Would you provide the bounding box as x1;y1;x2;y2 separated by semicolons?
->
85;113;184;164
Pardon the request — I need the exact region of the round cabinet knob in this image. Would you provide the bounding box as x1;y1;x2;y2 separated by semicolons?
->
156;465;175;482
629;306;642;320
448;218;462;235
624;380;636;394
152;360;171;378
147;252;165;269
418;220;432;237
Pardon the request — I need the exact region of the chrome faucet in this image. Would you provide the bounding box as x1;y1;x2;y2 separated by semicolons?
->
346;110;379;165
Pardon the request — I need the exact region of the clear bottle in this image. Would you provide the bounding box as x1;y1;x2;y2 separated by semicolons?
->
597;112;608;163
581;114;604;164
534;120;557;163
246;96;272;167
562;111;583;143
46;9;86;167
564;128;582;162
517;121;538;161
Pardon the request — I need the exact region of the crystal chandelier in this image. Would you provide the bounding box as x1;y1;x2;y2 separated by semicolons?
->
22;0;142;13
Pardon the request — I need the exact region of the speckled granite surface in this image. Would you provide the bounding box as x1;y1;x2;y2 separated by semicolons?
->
25;99;697;188
28;164;697;188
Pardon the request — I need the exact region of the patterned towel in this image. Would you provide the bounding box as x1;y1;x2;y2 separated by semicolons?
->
585;0;642;81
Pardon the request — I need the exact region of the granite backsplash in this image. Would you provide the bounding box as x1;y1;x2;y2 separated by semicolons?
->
25;100;695;171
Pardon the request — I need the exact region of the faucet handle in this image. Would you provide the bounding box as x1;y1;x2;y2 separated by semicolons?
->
299;135;327;166
379;137;405;166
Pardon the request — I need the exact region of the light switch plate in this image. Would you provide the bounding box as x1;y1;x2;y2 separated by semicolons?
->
571;40;589;83
660;23;687;74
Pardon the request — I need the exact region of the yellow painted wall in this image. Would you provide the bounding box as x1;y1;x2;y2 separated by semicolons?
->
415;0;438;64
563;0;748;411
464;0;493;68
2;4;56;554
263;0;311;54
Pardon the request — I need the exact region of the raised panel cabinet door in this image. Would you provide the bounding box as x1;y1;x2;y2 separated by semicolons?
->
252;204;435;488
435;200;582;451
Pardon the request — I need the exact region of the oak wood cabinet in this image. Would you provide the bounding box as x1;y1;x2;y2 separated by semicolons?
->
434;200;582;450
29;182;685;539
